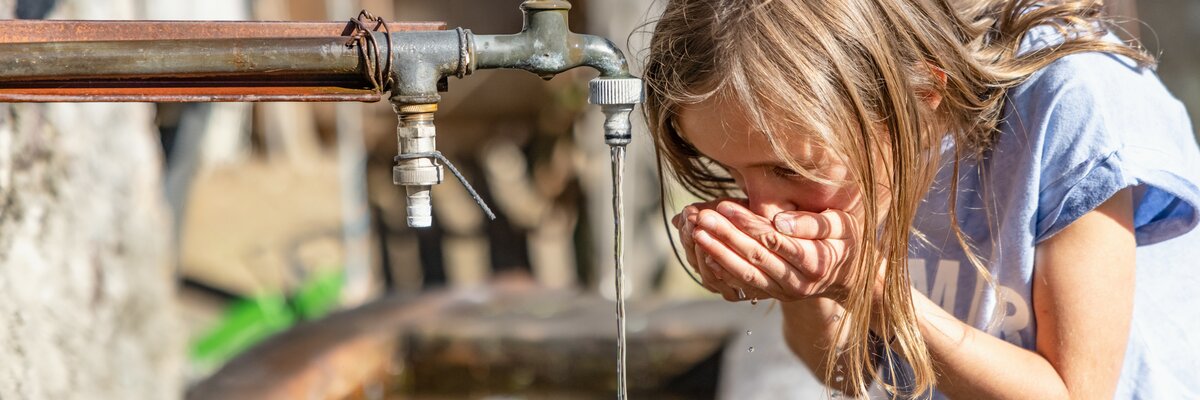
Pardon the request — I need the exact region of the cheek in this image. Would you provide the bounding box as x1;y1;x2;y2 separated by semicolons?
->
749;179;858;214
793;183;856;211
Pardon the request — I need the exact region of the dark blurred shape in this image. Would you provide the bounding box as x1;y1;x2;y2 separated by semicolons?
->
1107;0;1200;139
15;0;55;19
1133;0;1200;138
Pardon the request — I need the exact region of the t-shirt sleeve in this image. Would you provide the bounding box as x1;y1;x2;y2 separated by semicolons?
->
1025;53;1200;245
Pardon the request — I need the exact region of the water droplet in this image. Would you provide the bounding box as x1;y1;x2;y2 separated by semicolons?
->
750;297;759;305
747;346;755;353
831;314;841;321
834;375;845;383
736;288;746;300
745;330;752;336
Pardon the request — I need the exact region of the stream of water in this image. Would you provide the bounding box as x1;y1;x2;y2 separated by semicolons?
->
610;145;629;400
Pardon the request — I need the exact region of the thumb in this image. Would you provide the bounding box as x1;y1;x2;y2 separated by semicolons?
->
773;210;853;240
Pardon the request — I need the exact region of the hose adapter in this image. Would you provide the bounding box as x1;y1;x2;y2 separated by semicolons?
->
589;78;644;147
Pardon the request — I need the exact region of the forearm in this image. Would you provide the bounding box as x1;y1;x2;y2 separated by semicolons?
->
785;287;1099;399
780;298;861;393
918;188;1135;399
911;288;1070;400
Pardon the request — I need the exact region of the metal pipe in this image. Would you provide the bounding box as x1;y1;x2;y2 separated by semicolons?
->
0;20;443;43
0;20;444;102
471;1;631;79
385;30;467;105
0;37;363;83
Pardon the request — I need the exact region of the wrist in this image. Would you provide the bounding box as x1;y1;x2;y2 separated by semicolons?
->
781;297;846;329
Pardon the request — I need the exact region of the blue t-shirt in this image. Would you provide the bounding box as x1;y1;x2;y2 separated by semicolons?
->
900;27;1200;398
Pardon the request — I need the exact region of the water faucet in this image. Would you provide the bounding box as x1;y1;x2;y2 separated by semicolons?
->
385;0;644;227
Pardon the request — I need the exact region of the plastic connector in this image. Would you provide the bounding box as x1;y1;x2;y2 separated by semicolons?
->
588;78;643;106
589;78;644;147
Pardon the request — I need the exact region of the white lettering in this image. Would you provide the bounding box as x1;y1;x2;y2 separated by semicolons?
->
907;257;1033;345
909;258;928;294
930;260;960;314
993;286;1031;348
966;272;987;326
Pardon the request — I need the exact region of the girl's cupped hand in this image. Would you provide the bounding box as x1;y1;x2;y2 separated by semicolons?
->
672;199;858;303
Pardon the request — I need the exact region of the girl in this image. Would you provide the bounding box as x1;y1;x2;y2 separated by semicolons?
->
644;0;1200;398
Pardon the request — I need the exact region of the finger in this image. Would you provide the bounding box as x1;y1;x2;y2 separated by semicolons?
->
677;218;716;293
702;255;743;301
805;237;852;285
697;231;797;302
772;209;856;240
693;227;795;301
698;209;789;278
715;203;826;281
677;215;696;264
696;240;726;281
713;270;770;303
699;207;818;290
690;216;733;288
685;213;714;279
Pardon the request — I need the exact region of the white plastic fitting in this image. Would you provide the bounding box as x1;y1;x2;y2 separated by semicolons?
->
589;78;644;147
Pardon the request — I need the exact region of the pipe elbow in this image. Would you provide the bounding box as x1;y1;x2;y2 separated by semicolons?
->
579;35;632;79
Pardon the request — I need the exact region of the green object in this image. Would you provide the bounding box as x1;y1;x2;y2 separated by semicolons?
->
188;270;345;370
189;293;295;370
292;269;346;320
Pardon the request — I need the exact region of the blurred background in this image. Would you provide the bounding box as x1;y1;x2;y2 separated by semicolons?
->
0;0;1194;399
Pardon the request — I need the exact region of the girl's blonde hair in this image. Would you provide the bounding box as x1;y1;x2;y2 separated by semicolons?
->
643;0;1150;397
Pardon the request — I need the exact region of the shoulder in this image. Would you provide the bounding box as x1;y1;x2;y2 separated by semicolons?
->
997;30;1200;245
1007;28;1185;126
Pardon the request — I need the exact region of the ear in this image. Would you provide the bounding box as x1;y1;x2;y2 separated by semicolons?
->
918;62;948;110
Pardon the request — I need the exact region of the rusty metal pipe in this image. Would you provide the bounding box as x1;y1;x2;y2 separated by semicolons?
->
0;20;445;102
0;20;443;43
0;37;363;82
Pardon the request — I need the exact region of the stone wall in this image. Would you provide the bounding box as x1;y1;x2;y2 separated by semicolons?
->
0;0;182;398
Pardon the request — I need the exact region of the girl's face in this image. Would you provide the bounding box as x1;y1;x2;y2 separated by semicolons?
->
675;96;863;218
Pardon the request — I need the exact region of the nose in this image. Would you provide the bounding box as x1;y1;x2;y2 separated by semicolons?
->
742;175;795;219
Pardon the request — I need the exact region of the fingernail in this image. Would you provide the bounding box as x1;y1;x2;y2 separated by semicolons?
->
775;215;794;235
698;214;717;229
694;229;713;244
717;203;735;217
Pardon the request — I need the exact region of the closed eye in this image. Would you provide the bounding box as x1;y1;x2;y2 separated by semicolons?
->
771;165;802;179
